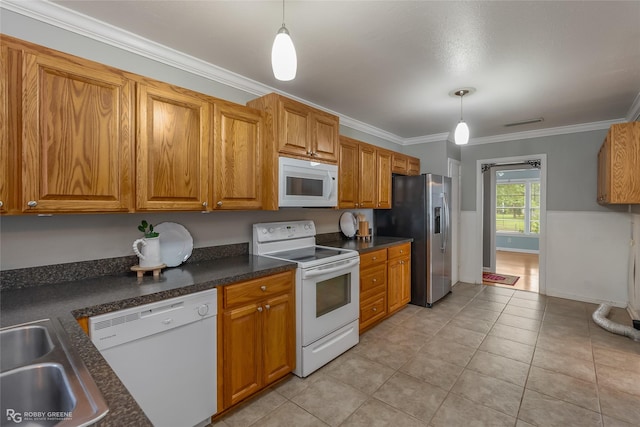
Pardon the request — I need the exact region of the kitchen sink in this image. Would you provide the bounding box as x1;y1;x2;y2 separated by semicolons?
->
0;325;54;371
0;319;108;427
1;364;76;427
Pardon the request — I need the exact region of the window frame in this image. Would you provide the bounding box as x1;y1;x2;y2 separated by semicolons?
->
495;177;540;236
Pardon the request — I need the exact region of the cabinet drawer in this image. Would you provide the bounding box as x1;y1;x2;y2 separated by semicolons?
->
224;271;294;308
360;249;387;269
360;264;387;294
388;243;411;259
360;296;387;327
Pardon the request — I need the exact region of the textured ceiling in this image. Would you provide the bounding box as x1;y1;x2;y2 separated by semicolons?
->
50;0;640;141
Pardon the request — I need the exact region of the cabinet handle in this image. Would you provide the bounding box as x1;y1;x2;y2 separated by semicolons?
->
202;201;208;207
372;278;377;283
372;257;377;260
217;201;223;207
372;307;377;312
354;203;358;208
265;304;271;310
307;151;313;156
261;285;267;291
257;306;263;312
27;201;37;208
400;249;403;253
0;201;3;208
400;260;405;265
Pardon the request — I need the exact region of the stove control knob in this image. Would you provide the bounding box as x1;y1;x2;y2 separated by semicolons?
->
304;224;310;230
197;304;209;317
262;228;267;234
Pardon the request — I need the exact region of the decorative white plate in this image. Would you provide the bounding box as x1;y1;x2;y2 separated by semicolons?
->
154;222;193;267
339;212;357;238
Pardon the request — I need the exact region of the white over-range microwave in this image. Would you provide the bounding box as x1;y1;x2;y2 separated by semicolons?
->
278;157;338;207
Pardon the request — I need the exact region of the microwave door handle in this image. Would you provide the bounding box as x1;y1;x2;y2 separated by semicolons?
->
325;171;336;200
303;258;360;278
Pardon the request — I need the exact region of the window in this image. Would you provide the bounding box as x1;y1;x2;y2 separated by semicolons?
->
496;179;540;234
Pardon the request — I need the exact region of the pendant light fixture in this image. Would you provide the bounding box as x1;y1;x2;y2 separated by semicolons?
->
452;88;473;145
271;0;297;81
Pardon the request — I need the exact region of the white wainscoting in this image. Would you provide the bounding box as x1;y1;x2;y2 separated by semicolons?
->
460;210;631;307
545;211;630;307
459;211;479;284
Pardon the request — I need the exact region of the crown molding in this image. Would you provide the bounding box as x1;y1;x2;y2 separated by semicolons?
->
627;92;640;122
1;0;634;149
466;118;625;146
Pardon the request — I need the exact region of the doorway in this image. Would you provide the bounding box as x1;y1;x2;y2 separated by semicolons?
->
475;155;547;295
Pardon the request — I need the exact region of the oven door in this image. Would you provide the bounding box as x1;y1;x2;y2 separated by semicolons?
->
300;257;360;346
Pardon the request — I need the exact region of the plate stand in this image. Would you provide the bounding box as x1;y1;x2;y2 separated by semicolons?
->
131;264;167;279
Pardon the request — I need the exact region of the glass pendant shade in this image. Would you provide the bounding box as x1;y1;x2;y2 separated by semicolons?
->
272;26;297;81
454;121;469;145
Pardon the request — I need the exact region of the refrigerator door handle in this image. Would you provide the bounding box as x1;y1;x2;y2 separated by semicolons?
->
441;192;449;253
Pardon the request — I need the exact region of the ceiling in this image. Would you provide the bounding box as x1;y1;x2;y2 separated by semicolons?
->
35;1;640;142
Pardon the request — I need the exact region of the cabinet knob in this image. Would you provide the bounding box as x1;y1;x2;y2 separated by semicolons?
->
257;306;263;312
0;201;3;208
217;201;223;207
307;151;313;155
202;201;208;207
265;304;271;310
372;257;377;261
400;249;403;253
372;278;377;283
27;201;38;208
260;285;267;291
354;203;358;207
372;307;377;312
400;260;405;265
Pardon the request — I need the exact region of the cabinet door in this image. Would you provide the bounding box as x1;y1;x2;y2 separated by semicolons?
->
223;303;262;407
136;82;210;210
338;137;360;209
392;153;409;175
21;52;133;213
388;255;411;314
376;150;392;209
0;45;9;213
278;98;310;158
610;123;640;203
597;138;609;203
358;144;377;208
311;111;339;162
262;292;296;385
214;102;264;210
408;157;420;175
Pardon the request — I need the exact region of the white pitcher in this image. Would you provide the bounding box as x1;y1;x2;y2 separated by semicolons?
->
133;237;162;268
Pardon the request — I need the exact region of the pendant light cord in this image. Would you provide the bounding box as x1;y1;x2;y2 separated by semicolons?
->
282;0;286;27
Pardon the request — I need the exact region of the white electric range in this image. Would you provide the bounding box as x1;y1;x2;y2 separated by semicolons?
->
252;220;360;377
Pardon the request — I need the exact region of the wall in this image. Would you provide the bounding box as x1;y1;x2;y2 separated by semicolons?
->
403;140;455;176
496;235;539;252
459;130;632;306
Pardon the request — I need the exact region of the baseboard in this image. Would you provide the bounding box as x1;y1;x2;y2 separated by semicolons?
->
545;289;627;308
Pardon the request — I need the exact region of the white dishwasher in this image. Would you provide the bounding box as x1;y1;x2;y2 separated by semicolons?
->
89;288;217;427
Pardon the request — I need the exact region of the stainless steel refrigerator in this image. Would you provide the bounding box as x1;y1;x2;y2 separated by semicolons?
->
375;174;452;307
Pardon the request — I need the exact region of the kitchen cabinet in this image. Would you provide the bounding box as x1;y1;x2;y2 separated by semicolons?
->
19;45;134;213
136;79;211;211
359;249;388;333
247;93;339;163
213;101;267;210
387;243;411;315
376;149;392;209
220;270;295;409
338;136;393;209
0;45;10;214
358;243;412;333
392;153;421;176
597;122;640;204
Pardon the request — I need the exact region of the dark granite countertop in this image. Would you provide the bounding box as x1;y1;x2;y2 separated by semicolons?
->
320;236;413;254
0;255;296;426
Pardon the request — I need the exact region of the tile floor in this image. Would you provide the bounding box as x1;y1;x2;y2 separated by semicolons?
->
214;283;640;427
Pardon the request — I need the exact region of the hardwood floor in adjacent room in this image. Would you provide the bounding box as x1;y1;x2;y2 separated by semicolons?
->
486;250;539;293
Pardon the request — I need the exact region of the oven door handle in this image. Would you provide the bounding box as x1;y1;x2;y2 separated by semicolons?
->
302;258;360;278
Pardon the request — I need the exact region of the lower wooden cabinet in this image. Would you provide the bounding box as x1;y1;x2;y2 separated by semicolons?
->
220;270;295;410
358;243;412;333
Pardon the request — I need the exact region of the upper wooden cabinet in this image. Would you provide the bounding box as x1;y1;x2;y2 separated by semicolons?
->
213;101;266;210
19;48;134;213
392;152;420;176
597;122;640;205
247;93;339;163
338;135;392;209
0;45;10;214
136;80;210;211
